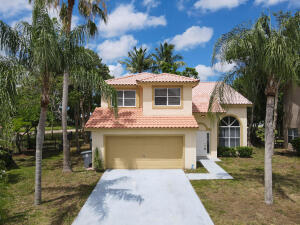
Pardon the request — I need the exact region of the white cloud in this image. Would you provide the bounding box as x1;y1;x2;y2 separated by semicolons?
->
142;0;160;10
195;62;236;81
176;0;187;11
213;62;236;73
0;0;31;18
195;64;215;81
97;35;138;63
194;0;247;12
98;4;166;38
254;0;288;6
169;26;213;51
108;63;124;78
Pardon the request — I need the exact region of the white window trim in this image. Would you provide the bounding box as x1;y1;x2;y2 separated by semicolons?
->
219;117;240;148
154;88;181;106
288;128;299;142
117;90;136;107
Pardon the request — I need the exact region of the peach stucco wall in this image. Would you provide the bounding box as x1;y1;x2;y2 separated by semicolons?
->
193;105;248;159
142;85;193;116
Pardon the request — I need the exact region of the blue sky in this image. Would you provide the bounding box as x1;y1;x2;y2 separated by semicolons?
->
0;0;299;81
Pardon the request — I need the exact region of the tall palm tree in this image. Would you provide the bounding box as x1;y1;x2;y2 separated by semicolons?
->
0;2;62;205
29;0;108;172
152;42;185;73
120;46;154;73
211;12;299;204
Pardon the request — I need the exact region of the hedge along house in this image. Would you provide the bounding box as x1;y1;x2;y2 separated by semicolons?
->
86;73;252;169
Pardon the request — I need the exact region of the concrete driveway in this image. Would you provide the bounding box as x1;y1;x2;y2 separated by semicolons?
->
72;169;214;225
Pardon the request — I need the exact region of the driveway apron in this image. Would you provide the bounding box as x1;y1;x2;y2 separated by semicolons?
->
72;169;214;225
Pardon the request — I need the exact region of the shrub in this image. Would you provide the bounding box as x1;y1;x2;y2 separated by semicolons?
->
0;147;15;170
236;146;253;158
218;147;237;157
291;138;300;156
93;148;104;172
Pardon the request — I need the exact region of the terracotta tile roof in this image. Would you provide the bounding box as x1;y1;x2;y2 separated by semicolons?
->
106;73;154;85
106;72;199;86
192;82;252;113
137;73;199;84
85;108;199;129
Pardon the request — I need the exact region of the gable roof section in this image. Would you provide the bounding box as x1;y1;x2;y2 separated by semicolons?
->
192;82;252;113
137;73;199;84
106;72;199;86
106;72;154;86
85;108;198;129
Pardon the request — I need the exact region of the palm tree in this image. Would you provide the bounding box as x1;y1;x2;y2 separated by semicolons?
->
152;42;185;73
120;46;154;73
211;12;299;204
29;0;108;172
0;2;62;205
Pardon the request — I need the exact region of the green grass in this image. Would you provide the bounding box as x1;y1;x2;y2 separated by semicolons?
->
185;161;208;173
0;145;101;225
191;148;300;225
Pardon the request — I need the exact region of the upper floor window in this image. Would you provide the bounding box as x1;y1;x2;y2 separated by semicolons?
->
219;116;240;148
288;128;298;143
154;88;181;106
117;90;136;107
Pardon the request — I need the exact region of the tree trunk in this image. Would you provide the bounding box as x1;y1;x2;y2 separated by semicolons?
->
79;97;86;140
75;103;80;153
62;71;72;172
248;106;254;146
265;94;275;205
61;0;75;173
35;77;50;205
271;86;280;153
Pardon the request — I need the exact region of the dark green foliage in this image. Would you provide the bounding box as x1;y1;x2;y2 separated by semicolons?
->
218;146;253;157
0;147;16;170
236;146;253;157
291;138;300;155
93;148;104;172
218;147;237;157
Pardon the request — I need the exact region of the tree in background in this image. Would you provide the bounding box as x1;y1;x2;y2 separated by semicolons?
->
121;44;199;79
120;46;154;73
152;42;185;73
70;47;115;151
211;12;299;204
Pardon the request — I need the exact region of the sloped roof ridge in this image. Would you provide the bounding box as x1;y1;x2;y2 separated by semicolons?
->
106;72;153;82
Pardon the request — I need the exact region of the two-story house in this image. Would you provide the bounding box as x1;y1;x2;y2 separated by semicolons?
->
85;73;252;169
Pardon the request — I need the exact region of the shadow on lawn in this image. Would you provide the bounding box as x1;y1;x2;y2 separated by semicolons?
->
43;183;97;225
274;149;298;157
230;167;300;202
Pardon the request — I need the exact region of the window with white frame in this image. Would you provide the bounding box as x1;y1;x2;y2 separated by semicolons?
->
288;128;298;143
117;90;136;107
219;116;240;148
154;88;181;106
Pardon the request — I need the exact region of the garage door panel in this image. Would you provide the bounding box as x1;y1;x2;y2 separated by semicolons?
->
106;136;184;169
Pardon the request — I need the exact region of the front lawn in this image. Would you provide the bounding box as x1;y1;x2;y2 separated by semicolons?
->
192;148;300;225
0;147;101;225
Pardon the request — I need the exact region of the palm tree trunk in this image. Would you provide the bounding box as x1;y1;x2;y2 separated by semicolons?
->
35;77;50;205
61;0;75;173
62;71;72;172
79;97;86;140
271;86;279;153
